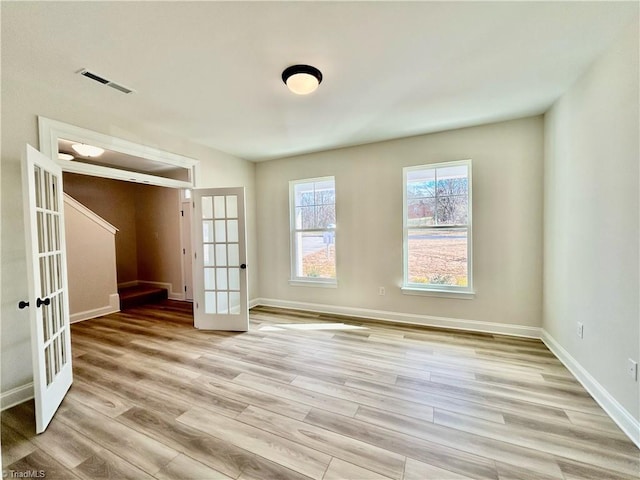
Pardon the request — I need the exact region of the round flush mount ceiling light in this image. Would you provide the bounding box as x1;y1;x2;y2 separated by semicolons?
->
58;153;74;161
282;64;323;95
71;143;105;157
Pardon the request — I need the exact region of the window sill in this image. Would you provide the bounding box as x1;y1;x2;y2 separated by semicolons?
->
289;280;338;289
401;287;475;299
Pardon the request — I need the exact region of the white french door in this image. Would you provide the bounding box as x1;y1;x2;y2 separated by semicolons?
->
192;187;249;331
22;145;73;433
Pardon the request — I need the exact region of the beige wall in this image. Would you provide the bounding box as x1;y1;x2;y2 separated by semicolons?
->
63;174;139;284
0;72;257;394
544;21;639;423
135;185;182;295
63;175;183;296
256;116;544;329
64;197;118;317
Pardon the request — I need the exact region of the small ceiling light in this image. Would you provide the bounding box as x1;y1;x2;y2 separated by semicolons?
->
71;143;105;157
58;153;74;161
282;64;323;95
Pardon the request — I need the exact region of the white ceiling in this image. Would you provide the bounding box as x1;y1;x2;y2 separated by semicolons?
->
2;2;637;162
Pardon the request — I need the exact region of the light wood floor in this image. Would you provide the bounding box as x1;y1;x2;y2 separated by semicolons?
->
2;301;638;480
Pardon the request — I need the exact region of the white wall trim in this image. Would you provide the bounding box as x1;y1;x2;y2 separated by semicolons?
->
63;193;118;234
1;383;34;411
541;330;640;449
118;280;139;289
138;280;185;301
252;298;541;338
249;298;260;309
70;293;120;324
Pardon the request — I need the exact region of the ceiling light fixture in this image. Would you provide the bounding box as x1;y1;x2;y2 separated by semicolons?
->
58;153;74;161
282;64;323;95
71;143;105;157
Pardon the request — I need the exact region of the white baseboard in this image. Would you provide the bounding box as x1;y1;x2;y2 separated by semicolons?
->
252;298;541;338
137;280;185;301
249;298;260;309
1;383;34;411
117;280;139;289
541;330;640;449
70;293;120;323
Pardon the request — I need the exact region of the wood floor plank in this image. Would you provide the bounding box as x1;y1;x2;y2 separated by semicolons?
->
304;408;499;480
237;405;406;480
3;301;636;480
115;405;271;479
233;373;360;417
403;457;475;480
291;375;435;422
154;453;233;480
433;409;640;476
5;449;82;480
57;399;179;475
322;457;393;480
0;423;37;466
354;405;564;478
178;406;332;480
72;447;155;480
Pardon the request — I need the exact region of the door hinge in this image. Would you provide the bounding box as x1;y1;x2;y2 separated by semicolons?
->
181;210;184;217
183;248;186;255
196;302;199;309
184;285;187;292
194;252;197;259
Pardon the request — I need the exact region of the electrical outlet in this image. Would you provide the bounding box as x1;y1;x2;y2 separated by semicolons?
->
577;322;584;339
628;359;638;381
378;287;385;296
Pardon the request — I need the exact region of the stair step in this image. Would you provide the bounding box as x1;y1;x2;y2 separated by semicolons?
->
119;285;168;310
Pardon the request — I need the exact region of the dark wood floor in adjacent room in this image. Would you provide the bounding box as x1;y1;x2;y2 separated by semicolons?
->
2;301;638;479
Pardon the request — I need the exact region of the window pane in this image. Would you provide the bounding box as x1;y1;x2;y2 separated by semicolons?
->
204;268;215;290
205;292;216;313
215;220;226;242
436;165;468;197
227;220;239;242
407;198;436;227
315;204;336;228
226;195;238;218
203;220;214;243
314;180;335;205
203;244;215;266
217;292;229;314
407;228;468;287
407;168;436;198
228;244;239;266
295;232;336;279
215;244;227;266
202;197;213;219
296;206;315;230
214;196;226;218
295;182;315;206
436;195;468;225
229;292;241;315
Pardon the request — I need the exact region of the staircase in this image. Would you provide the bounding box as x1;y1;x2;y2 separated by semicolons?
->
119;284;168;310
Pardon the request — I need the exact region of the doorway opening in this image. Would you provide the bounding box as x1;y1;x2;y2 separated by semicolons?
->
39;116;198;321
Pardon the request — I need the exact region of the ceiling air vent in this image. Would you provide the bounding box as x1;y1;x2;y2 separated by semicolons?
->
78;69;135;94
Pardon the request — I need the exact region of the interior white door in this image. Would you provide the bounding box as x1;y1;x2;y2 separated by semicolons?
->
22;144;73;433
192;187;249;331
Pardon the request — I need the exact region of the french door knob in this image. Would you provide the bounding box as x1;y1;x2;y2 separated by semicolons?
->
240;264;247;269
36;297;50;308
18;301;30;309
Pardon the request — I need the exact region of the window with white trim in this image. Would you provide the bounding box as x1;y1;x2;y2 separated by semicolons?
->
403;160;472;294
289;177;337;285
